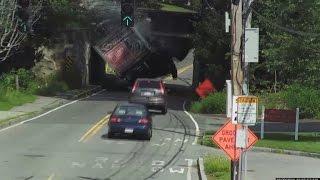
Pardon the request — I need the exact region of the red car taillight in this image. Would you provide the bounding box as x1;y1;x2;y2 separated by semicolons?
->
160;82;165;94
110;116;121;123
132;81;138;93
138;118;149;124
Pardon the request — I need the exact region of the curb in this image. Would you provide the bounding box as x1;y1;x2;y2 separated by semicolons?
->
57;85;102;100
251;147;320;159
71;85;102;100
197;157;207;180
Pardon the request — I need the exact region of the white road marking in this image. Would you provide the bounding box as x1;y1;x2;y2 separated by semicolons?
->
152;160;165;166
95;157;109;163
185;159;193;180
165;137;172;141
151;167;164;172
71;162;86;168
169;167;185;174
152;143;166;146
92;163;103;169
0;89;106;133
111;164;121;168
183;101;200;145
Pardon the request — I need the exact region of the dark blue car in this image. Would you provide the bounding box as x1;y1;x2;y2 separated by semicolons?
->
107;103;152;140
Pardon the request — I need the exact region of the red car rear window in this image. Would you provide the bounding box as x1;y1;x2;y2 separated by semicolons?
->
138;81;161;89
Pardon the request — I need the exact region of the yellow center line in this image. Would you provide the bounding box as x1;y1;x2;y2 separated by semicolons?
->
48;173;55;180
83;117;110;142
164;64;193;80
78;114;110;142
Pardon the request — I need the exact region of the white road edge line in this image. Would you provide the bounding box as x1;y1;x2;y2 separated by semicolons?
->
186;159;193;180
0;89;106;133
183;101;199;145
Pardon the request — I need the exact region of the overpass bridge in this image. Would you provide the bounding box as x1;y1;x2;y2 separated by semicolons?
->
65;0;198;89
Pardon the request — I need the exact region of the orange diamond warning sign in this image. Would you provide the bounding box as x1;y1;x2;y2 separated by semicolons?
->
212;119;258;161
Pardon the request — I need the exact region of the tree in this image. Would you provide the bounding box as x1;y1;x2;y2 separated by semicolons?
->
0;0;42;62
251;0;320;91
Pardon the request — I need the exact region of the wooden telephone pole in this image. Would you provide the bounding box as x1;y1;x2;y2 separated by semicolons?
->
231;0;244;96
230;0;244;179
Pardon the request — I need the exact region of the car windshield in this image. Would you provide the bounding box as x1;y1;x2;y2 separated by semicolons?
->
138;81;160;89
114;106;147;116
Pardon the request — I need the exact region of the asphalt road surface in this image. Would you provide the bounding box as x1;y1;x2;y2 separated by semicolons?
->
1;61;320;180
0;89;201;180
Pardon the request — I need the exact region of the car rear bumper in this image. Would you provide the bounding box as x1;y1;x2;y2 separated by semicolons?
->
108;124;150;135
129;96;166;107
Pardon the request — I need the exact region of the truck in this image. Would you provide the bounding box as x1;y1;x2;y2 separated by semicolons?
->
93;28;152;81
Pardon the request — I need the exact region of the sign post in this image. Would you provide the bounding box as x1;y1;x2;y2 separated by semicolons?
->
235;96;258;180
212;119;258;161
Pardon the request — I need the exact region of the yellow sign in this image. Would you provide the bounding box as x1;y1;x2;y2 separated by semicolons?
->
236;96;258;104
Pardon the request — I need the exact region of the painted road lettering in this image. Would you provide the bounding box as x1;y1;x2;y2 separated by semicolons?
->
92;162;103;169
152;167;164;172
72;162;86;168
152;160;165;166
169;167;185;174
95;157;109;163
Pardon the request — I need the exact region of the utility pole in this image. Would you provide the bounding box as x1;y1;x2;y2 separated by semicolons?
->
231;0;244;96
242;0;253;95
230;0;243;179
241;0;253;179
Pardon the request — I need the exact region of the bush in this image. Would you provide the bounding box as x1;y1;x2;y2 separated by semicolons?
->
283;84;320;119
204;155;230;179
0;68;39;93
37;76;69;96
259;84;320;119
191;92;226;114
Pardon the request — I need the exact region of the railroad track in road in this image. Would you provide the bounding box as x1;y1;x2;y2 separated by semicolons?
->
144;111;192;179
98;110;193;180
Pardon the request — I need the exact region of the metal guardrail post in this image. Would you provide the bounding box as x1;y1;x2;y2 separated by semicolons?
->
295;108;299;141
260;105;265;139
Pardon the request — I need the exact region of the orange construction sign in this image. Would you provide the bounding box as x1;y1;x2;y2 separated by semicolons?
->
212;120;258;161
195;78;216;98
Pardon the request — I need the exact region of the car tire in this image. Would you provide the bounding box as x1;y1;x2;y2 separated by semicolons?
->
107;132;113;138
145;128;152;140
161;106;167;114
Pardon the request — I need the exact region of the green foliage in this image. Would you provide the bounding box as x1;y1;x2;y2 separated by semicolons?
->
255;133;320;154
0;90;36;111
191;92;226;114
192;1;229;64
201;132;320;154
138;0;161;9
36;74;69;96
259;84;320;119
251;0;320;90
0;68;37;93
204;155;230;180
160;3;195;13
283;84;320;119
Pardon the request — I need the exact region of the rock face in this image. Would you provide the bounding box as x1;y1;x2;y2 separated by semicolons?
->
31;31;91;89
32;45;64;80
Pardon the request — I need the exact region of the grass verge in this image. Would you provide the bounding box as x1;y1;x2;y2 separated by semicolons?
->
204;155;230;180
160;3;195;13
200;131;320;154
0;91;36;111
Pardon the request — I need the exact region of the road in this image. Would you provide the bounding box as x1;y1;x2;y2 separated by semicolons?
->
1;59;320;180
0;89;202;180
